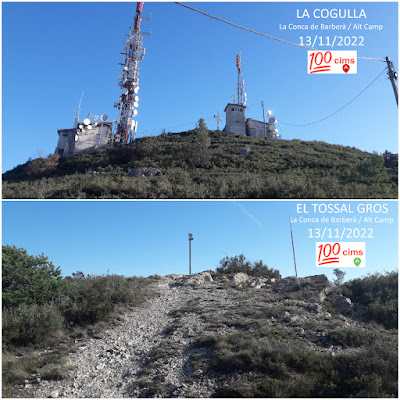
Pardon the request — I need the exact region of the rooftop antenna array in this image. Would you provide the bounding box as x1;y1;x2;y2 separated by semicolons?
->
114;2;150;144
73;91;84;128
235;54;247;106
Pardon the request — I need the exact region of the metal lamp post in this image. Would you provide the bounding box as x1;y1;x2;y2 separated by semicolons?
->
188;233;193;275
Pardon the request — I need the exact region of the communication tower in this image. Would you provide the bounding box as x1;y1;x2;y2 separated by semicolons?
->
114;2;149;144
236;54;247;106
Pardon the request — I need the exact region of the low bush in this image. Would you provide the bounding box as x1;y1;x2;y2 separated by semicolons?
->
3;303;64;347
216;254;280;279
344;271;398;329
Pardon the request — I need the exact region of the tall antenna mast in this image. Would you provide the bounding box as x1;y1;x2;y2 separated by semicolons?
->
115;2;149;144
289;216;298;278
235;54;246;105
73;91;84;128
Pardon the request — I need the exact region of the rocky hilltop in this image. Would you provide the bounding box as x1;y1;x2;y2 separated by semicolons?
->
22;272;396;398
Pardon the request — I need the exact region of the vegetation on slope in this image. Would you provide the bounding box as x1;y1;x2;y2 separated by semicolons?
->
162;268;398;398
2;245;151;397
3;130;397;199
342;271;398;329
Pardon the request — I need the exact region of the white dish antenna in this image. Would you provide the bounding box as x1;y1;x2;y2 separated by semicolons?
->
133;102;139;108
87;125;93;130
78;124;83;129
268;110;272;116
124;66;128;71
121;88;128;95
134;87;139;94
83;118;91;126
133;109;138;116
134;95;139;102
100;114;109;122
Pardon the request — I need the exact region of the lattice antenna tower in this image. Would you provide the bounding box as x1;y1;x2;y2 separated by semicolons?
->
115;2;150;144
235;54;247;106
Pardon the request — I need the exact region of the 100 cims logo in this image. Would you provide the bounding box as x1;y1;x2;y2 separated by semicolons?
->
316;242;365;267
308;51;357;74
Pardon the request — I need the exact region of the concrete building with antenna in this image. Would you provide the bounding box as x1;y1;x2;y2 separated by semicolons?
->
223;54;280;140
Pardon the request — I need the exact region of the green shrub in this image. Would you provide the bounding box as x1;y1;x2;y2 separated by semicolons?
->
2;246;63;307
58;274;149;325
344;271;398;329
3;303;64;347
216;254;280;279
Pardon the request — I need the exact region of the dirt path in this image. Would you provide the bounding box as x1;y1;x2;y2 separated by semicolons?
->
31;277;208;398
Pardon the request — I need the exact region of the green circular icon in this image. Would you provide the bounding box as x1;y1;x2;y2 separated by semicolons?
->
354;257;362;266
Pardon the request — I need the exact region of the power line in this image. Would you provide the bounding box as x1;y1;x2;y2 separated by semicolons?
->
175;2;385;61
278;67;388;127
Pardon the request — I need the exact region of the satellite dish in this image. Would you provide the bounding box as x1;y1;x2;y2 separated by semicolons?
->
121;88;128;95
78;124;83;129
75;135;79;141
83;118;90;126
100;114;109;122
133;102;139;108
87;124;92;130
114;101;119;108
268;110;272;116
269;124;276;131
274;128;279;133
124;66;128;71
133;109;138;116
134;95;139;102
134;87;139;94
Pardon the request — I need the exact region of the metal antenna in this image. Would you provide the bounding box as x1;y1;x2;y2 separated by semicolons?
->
73;91;84;128
236;53;245;105
385;56;398;107
289;216;298;278
214;111;222;130
114;2;150;144
188;233;194;275
261;101;267;139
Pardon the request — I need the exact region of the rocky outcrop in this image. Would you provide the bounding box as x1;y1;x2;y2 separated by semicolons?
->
127;167;162;177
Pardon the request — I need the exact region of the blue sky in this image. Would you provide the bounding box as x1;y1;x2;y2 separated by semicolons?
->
2;1;398;173
2;201;397;282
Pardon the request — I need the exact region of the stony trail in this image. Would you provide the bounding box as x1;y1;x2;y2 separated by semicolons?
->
23;272;376;398
31;276;222;398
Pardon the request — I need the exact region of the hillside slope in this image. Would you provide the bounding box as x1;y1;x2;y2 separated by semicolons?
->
19;273;397;398
3;131;397;199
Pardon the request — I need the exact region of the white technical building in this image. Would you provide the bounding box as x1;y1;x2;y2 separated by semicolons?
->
223;54;280;140
223;103;247;136
55;121;113;158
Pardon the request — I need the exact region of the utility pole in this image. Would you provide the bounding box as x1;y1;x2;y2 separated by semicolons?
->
289;217;298;278
188;233;193;275
386;56;398;107
261;101;267;139
214;112;222;131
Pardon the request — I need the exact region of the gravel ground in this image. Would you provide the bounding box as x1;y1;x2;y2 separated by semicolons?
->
29;277;221;398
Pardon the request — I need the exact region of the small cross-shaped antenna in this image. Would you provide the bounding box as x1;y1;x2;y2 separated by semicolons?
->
214;111;222;130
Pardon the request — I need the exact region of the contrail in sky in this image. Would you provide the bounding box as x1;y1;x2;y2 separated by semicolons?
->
232;202;263;228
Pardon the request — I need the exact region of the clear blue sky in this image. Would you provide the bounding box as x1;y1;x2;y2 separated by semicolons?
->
2;201;397;282
2;2;398;173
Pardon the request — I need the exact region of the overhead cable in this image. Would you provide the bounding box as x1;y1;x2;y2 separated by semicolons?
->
278;67;388;127
175;2;385;61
